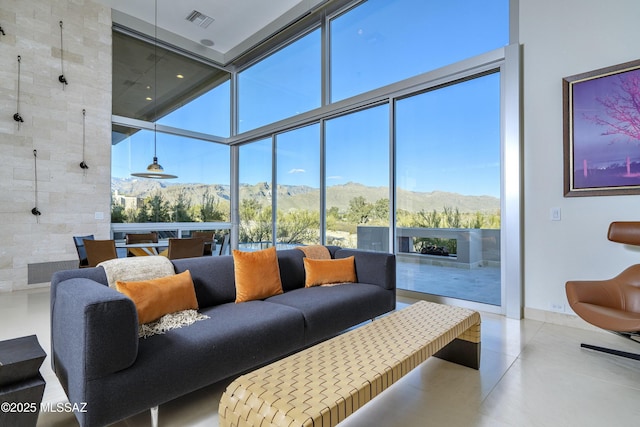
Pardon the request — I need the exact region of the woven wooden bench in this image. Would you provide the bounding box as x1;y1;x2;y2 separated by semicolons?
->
219;301;481;427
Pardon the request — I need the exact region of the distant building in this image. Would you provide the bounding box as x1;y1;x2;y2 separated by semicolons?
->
113;190;143;211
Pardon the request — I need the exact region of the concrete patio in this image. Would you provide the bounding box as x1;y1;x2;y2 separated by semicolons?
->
396;259;501;306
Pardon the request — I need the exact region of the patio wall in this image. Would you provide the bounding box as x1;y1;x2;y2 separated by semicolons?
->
357;226;500;269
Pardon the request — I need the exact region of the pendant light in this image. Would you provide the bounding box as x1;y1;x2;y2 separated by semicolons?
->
131;0;177;180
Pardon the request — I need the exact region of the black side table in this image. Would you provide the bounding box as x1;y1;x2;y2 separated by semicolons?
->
0;335;46;427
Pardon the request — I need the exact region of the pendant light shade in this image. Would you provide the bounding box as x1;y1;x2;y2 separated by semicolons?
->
131;156;177;179
131;130;178;179
131;0;177;180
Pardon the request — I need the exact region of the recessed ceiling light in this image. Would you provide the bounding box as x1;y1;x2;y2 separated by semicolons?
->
146;97;152;101
176;74;184;79
200;39;214;47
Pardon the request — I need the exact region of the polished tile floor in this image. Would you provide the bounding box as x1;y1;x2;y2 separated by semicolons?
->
1;289;639;427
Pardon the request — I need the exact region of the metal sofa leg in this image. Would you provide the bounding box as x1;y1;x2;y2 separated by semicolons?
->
581;343;640;361
150;406;158;427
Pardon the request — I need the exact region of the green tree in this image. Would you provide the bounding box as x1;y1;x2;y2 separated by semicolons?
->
396;208;414;227
239;199;272;244
372;198;389;223
172;189;192;222
470;211;483;228
326;206;340;230
135;200;150;223
147;192;169;222
415;209;441;228
111;204;125;223
443;206;461;228
200;188;224;222
124;207;138;223
277;209;319;244
488;210;501;228
347;196;373;224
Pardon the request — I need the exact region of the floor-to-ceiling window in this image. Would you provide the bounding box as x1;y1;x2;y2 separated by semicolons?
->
325;105;389;250
239;138;273;249
238;29;321;133
328;0;508;307
111;0;518;314
112;128;230;223
275;124;321;247
157;79;231;137
110;30;232;241
395;72;502;306
330;0;508;102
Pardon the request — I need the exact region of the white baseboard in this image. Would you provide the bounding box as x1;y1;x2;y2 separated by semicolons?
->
524;307;603;333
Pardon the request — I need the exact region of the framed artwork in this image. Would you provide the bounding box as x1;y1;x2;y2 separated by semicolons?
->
563;59;640;196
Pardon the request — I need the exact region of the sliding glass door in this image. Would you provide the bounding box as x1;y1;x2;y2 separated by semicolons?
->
395;72;502;306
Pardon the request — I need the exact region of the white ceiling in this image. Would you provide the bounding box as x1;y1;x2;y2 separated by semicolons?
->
97;0;320;56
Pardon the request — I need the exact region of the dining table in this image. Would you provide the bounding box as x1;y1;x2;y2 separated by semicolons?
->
115;240;169;256
115;239;216;256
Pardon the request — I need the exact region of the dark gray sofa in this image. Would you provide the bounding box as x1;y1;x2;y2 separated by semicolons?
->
49;247;396;427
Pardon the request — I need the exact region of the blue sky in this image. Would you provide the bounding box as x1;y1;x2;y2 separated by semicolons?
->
113;0;507;199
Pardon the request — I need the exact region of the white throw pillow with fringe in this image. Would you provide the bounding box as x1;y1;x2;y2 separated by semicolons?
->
98;256;209;337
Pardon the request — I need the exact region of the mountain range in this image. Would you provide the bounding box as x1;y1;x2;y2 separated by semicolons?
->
111;178;499;213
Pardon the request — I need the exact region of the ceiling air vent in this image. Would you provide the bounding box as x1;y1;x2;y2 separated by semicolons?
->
185;10;214;28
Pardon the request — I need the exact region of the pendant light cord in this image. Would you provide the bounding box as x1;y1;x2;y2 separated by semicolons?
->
153;0;158;159
14;56;23;125
131;0;176;179
82;109;86;160
59;21;68;86
32;149;41;219
80;109;89;169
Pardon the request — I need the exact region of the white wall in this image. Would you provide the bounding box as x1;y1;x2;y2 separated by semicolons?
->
520;0;640;319
0;0;112;291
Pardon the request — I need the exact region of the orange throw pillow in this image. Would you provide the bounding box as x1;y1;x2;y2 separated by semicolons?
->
304;256;357;287
233;247;283;303
116;270;198;324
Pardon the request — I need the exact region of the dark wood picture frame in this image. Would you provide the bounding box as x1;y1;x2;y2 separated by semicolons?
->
563;59;640;197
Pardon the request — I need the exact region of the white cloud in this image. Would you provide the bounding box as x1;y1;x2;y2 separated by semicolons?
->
288;168;305;174
327;175;343;180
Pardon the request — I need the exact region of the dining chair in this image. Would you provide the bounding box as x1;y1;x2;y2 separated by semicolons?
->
84;239;118;267
125;232;159;257
218;234;230;256
192;231;215;256
165;238;206;260
73;234;94;268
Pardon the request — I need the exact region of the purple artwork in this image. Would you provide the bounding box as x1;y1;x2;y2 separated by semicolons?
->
564;60;640;196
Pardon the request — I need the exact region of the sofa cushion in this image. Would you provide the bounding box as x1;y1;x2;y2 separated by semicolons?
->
173;255;237;308
116;270;199;324
233;247;283;303
266;283;394;344
295;245;331;259
276;249;307;292
304;256;357;287
335;249;396;290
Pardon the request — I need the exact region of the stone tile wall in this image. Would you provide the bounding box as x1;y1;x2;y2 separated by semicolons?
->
0;0;112;291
